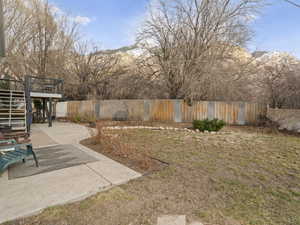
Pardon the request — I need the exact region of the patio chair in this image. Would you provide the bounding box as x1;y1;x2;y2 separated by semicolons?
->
0;139;39;173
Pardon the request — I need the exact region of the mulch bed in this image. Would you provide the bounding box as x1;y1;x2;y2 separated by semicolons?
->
80;138;167;174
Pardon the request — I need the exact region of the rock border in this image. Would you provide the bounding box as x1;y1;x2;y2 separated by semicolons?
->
103;126;227;135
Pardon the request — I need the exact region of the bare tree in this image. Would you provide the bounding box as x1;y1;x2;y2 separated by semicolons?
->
0;0;78;80
0;0;33;77
282;0;300;8
138;0;262;102
258;57;300;108
0;0;5;58
27;0;78;77
65;41;125;100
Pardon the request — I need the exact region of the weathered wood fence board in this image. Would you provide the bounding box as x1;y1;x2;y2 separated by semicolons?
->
57;100;267;125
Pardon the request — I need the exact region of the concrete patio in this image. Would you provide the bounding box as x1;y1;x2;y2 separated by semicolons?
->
0;122;141;224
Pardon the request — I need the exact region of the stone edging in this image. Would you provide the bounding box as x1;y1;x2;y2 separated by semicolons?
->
103;126;227;134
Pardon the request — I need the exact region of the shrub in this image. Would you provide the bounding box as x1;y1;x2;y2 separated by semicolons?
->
193;119;226;132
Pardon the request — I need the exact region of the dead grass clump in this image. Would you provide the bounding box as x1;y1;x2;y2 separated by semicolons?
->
68;113;96;124
89;122;152;171
91;120;192;129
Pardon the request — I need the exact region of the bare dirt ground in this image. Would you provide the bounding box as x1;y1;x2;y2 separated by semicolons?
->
5;123;300;225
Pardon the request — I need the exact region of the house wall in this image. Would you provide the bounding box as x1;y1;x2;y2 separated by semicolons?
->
55;101;68;118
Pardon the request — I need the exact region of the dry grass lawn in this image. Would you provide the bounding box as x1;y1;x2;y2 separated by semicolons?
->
5;124;300;225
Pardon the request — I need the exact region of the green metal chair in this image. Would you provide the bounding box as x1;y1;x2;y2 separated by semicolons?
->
0;139;39;173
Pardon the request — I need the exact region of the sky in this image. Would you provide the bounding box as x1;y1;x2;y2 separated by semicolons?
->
50;0;300;57
50;0;149;49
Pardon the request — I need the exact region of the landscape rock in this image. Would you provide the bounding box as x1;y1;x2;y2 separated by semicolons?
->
103;126;204;134
157;215;186;225
295;122;300;130
189;222;204;225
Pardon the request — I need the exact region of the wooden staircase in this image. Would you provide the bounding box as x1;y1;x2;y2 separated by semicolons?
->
0;89;26;132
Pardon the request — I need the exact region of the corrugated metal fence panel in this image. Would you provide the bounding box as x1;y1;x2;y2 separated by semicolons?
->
181;101;208;122
67;101;80;117
99;100;127;120
80;100;95;116
67;100;95;118
62;100;267;125
126;100;145;121
245;102;254;124
181;101;265;124
150;100;175;121
218;102;240;124
245;103;267;124
215;102;233;123
98;100;145;121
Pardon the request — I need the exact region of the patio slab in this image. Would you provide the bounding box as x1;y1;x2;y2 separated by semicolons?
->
0;165;111;223
8;144;98;179
0;122;142;224
87;160;142;185
30;126;57;147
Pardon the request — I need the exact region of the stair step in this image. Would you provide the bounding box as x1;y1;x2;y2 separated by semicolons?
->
0;95;24;98
0;100;25;102
0;108;25;110
0;92;24;95
0;112;25;115
0;113;25;115
0;103;25;105
0;89;24;92
0;117;26;119
11;127;26;131
0;93;24;96
0;122;25;125
0;96;24;99
0;88;27;132
7;117;25;119
0;114;25;116
0;102;25;104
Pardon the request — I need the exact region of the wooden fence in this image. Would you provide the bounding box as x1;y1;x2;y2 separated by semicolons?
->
56;100;267;125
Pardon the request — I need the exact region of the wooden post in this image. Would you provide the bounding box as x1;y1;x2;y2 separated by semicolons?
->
25;76;32;132
43;98;46;123
0;0;5;58
48;98;52;127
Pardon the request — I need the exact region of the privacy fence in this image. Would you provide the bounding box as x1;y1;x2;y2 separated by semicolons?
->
56;100;267;125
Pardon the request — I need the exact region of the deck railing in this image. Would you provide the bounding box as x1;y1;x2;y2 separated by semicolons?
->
25;76;64;94
0;76;64;94
0;78;23;91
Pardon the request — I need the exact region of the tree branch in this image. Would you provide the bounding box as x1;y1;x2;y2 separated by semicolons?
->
283;0;300;8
